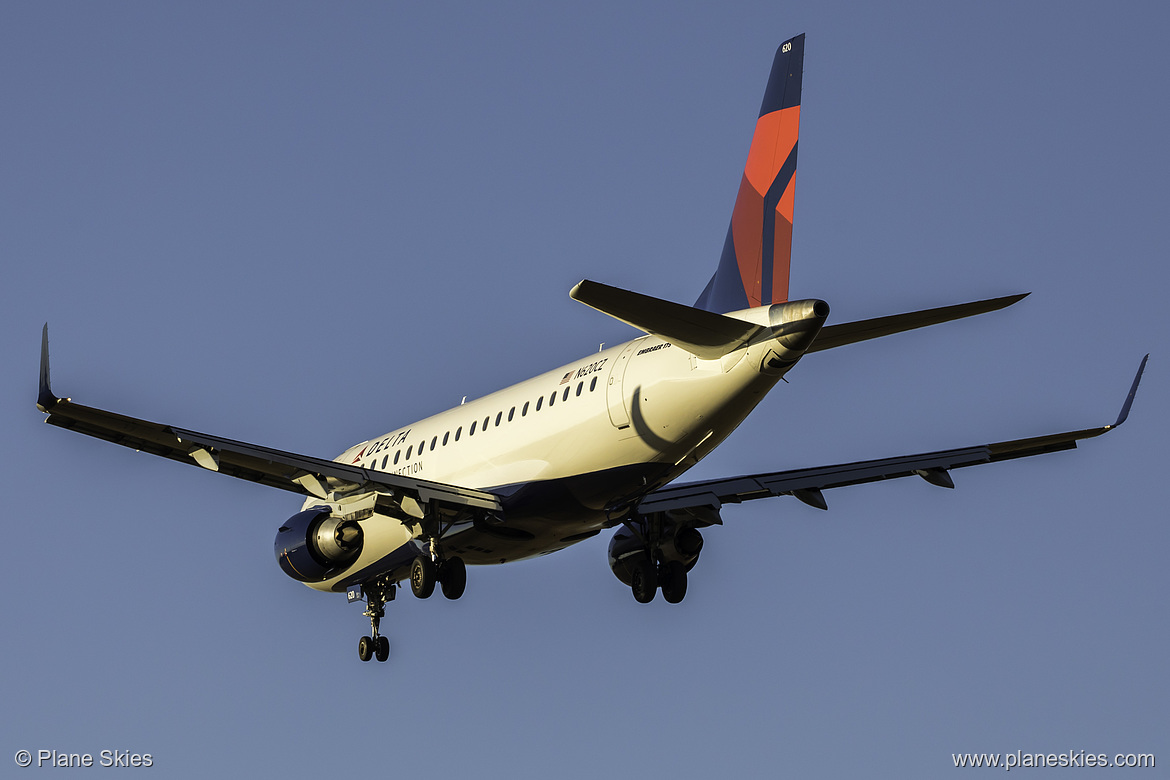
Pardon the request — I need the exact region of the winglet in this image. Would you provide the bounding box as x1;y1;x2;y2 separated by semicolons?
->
37;323;59;412
987;354;1149;460
1107;354;1148;430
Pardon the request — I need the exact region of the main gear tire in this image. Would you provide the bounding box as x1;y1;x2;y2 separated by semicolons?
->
439;557;467;600
411;555;436;599
660;561;688;604
631;557;657;604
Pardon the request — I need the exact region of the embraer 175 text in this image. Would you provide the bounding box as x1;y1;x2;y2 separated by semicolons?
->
38;34;1146;663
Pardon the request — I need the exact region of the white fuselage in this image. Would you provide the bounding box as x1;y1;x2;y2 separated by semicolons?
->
302;305;793;592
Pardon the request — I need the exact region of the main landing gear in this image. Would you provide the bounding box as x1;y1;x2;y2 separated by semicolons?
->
629;557;689;604
609;520;703;605
409;539;466;601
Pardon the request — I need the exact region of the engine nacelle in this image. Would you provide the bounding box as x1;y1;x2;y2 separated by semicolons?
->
275;507;364;583
608;523;703;586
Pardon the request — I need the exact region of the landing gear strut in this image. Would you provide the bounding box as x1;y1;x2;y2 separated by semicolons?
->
357;577;395;663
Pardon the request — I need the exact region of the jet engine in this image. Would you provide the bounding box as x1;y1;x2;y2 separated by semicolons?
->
275;507;364;582
607;522;703;586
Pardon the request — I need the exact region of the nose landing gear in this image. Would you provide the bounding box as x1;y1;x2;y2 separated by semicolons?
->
357;633;389;663
356;577;395;663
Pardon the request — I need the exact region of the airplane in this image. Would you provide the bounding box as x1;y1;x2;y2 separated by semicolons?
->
37;33;1146;663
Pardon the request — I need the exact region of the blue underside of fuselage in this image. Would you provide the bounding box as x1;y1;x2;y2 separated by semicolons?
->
330;461;674;591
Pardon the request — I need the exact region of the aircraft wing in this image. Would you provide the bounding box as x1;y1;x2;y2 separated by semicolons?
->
36;326;501;513
638;355;1147;515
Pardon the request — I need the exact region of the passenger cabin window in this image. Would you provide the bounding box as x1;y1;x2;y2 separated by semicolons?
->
483;416;490;430
455;426;462;441
430;436;437;451
576;381;583;396
443;431;449;446
590;377;597;392
394;451;401;464
549;392;556;407
562;386;570;402
536;397;543;411
508;406;515;421
470;421;477;435
406;445;413;460
495;411;502;427
381;455;388;469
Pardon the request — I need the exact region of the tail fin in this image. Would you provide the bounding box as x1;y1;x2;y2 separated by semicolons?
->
696;34;805;313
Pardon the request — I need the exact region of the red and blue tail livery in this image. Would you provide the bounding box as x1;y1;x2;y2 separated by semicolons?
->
697;33;804;313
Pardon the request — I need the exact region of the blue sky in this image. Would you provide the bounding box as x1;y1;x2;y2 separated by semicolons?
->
3;2;1166;777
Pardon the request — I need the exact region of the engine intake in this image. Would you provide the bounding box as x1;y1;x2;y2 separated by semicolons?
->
275;507;364;582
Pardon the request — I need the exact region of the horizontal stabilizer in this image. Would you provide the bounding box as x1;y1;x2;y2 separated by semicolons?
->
807;293;1029;353
571;279;765;359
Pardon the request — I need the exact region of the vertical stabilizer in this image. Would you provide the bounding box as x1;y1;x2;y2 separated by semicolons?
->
696;34;804;313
